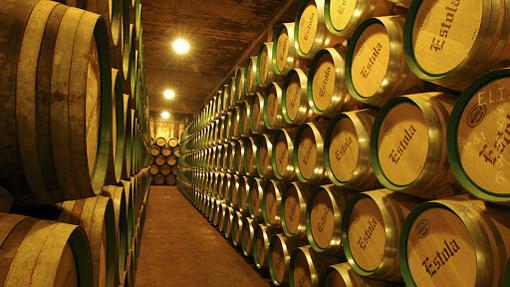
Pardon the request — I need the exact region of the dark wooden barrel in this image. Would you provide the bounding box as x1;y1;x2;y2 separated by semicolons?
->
0;212;93;287
0;1;113;206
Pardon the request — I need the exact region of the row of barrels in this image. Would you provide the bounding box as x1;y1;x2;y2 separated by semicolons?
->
0;0;151;209
180;68;510;204
149;137;180;185
177;170;510;287
0;168;150;287
186;0;510;136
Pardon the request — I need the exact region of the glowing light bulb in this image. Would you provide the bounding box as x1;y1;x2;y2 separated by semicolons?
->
163;89;175;100
172;38;190;54
161;111;170;119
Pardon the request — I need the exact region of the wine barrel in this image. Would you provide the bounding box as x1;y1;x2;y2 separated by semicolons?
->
256;133;275;178
231;211;244;247
249;93;266;134
166;174;177;186
154;155;165;166
241;216;257;257
229;175;240;208
0;212;93;287
308;47;356;117
167;155;178;166
324;0;394;38
167;137;178;149
242;137;258;176
289;245;341;287
235;66;246;103
319;262;400;287
371;93;462;199
0;1;113;206
262;180;287;228
230;107;241;140
218;203;228;233
400;197;510;287
281;182;312;240
122;104;134;179
213;199;222;227
153;174;165;185
264;82;285;130
342;189;419;281
155;137;166;148
282;68;315;126
268;233;305;286
159;165;171;176
404;0;510;91
253;224;279;269
273;22;308;76
229;76;238;108
256;42;275;87
150;145;160;157
294;0;344;59
57;196;117;287
248;178;265;221
111;68;126;183
294;120;330;184
244;56;259;96
122;24;135;96
237;176;252;216
232;140;243;175
272;128;298;180
102;185;129;281
239;100;251;137
223;206;235;239
149;164;158;176
346;16;424;107
306;185;355;255
447;69;510;204
208;197;217;223
324;109;380;190
161;147;172;157
121;178;135;243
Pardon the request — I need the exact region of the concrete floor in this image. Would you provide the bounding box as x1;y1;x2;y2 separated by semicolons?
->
135;186;270;287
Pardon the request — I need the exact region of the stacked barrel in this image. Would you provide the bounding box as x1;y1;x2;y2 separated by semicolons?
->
150;137;180;185
0;0;151;286
177;0;510;286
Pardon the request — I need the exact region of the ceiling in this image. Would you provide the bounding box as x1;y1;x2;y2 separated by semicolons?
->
142;0;299;118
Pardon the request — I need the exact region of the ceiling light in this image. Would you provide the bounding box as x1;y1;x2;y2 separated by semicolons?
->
172;38;190;54
161;111;170;120
164;89;175;100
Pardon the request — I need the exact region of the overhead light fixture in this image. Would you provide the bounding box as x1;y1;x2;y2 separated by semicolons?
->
161;111;170;120
172;38;190;54
163;89;175;100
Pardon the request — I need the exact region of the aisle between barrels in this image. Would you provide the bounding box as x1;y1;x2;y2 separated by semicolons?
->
135;186;269;286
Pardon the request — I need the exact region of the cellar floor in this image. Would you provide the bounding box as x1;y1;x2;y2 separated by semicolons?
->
135;186;270;287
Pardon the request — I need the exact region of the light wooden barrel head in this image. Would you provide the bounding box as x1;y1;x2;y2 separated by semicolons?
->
149;147;159;156
167;156;177;166
377;103;428;186
351;23;390;98
276;29;290;72
252;97;262;127
271;235;286;283
265;184;278;225
329;0;357;32
154;155;165;166
259;142;270;175
259;46;269;84
310;190;334;249
285;72;302;121
456;77;510;195
329;117;359;182
149;164;158;175
293;251;313;287
250;183;261;216
347;198;385;271
155;137;166;147
412;0;482;75
153;174;164;185
86;37;101;175
275;136;289;177
312;53;336;111
298;126;318;180
298;1;319;55
284;185;301;234
267;87;278;127
255;227;267;266
406;208;476;286
160;165;171;176
161;147;171;157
